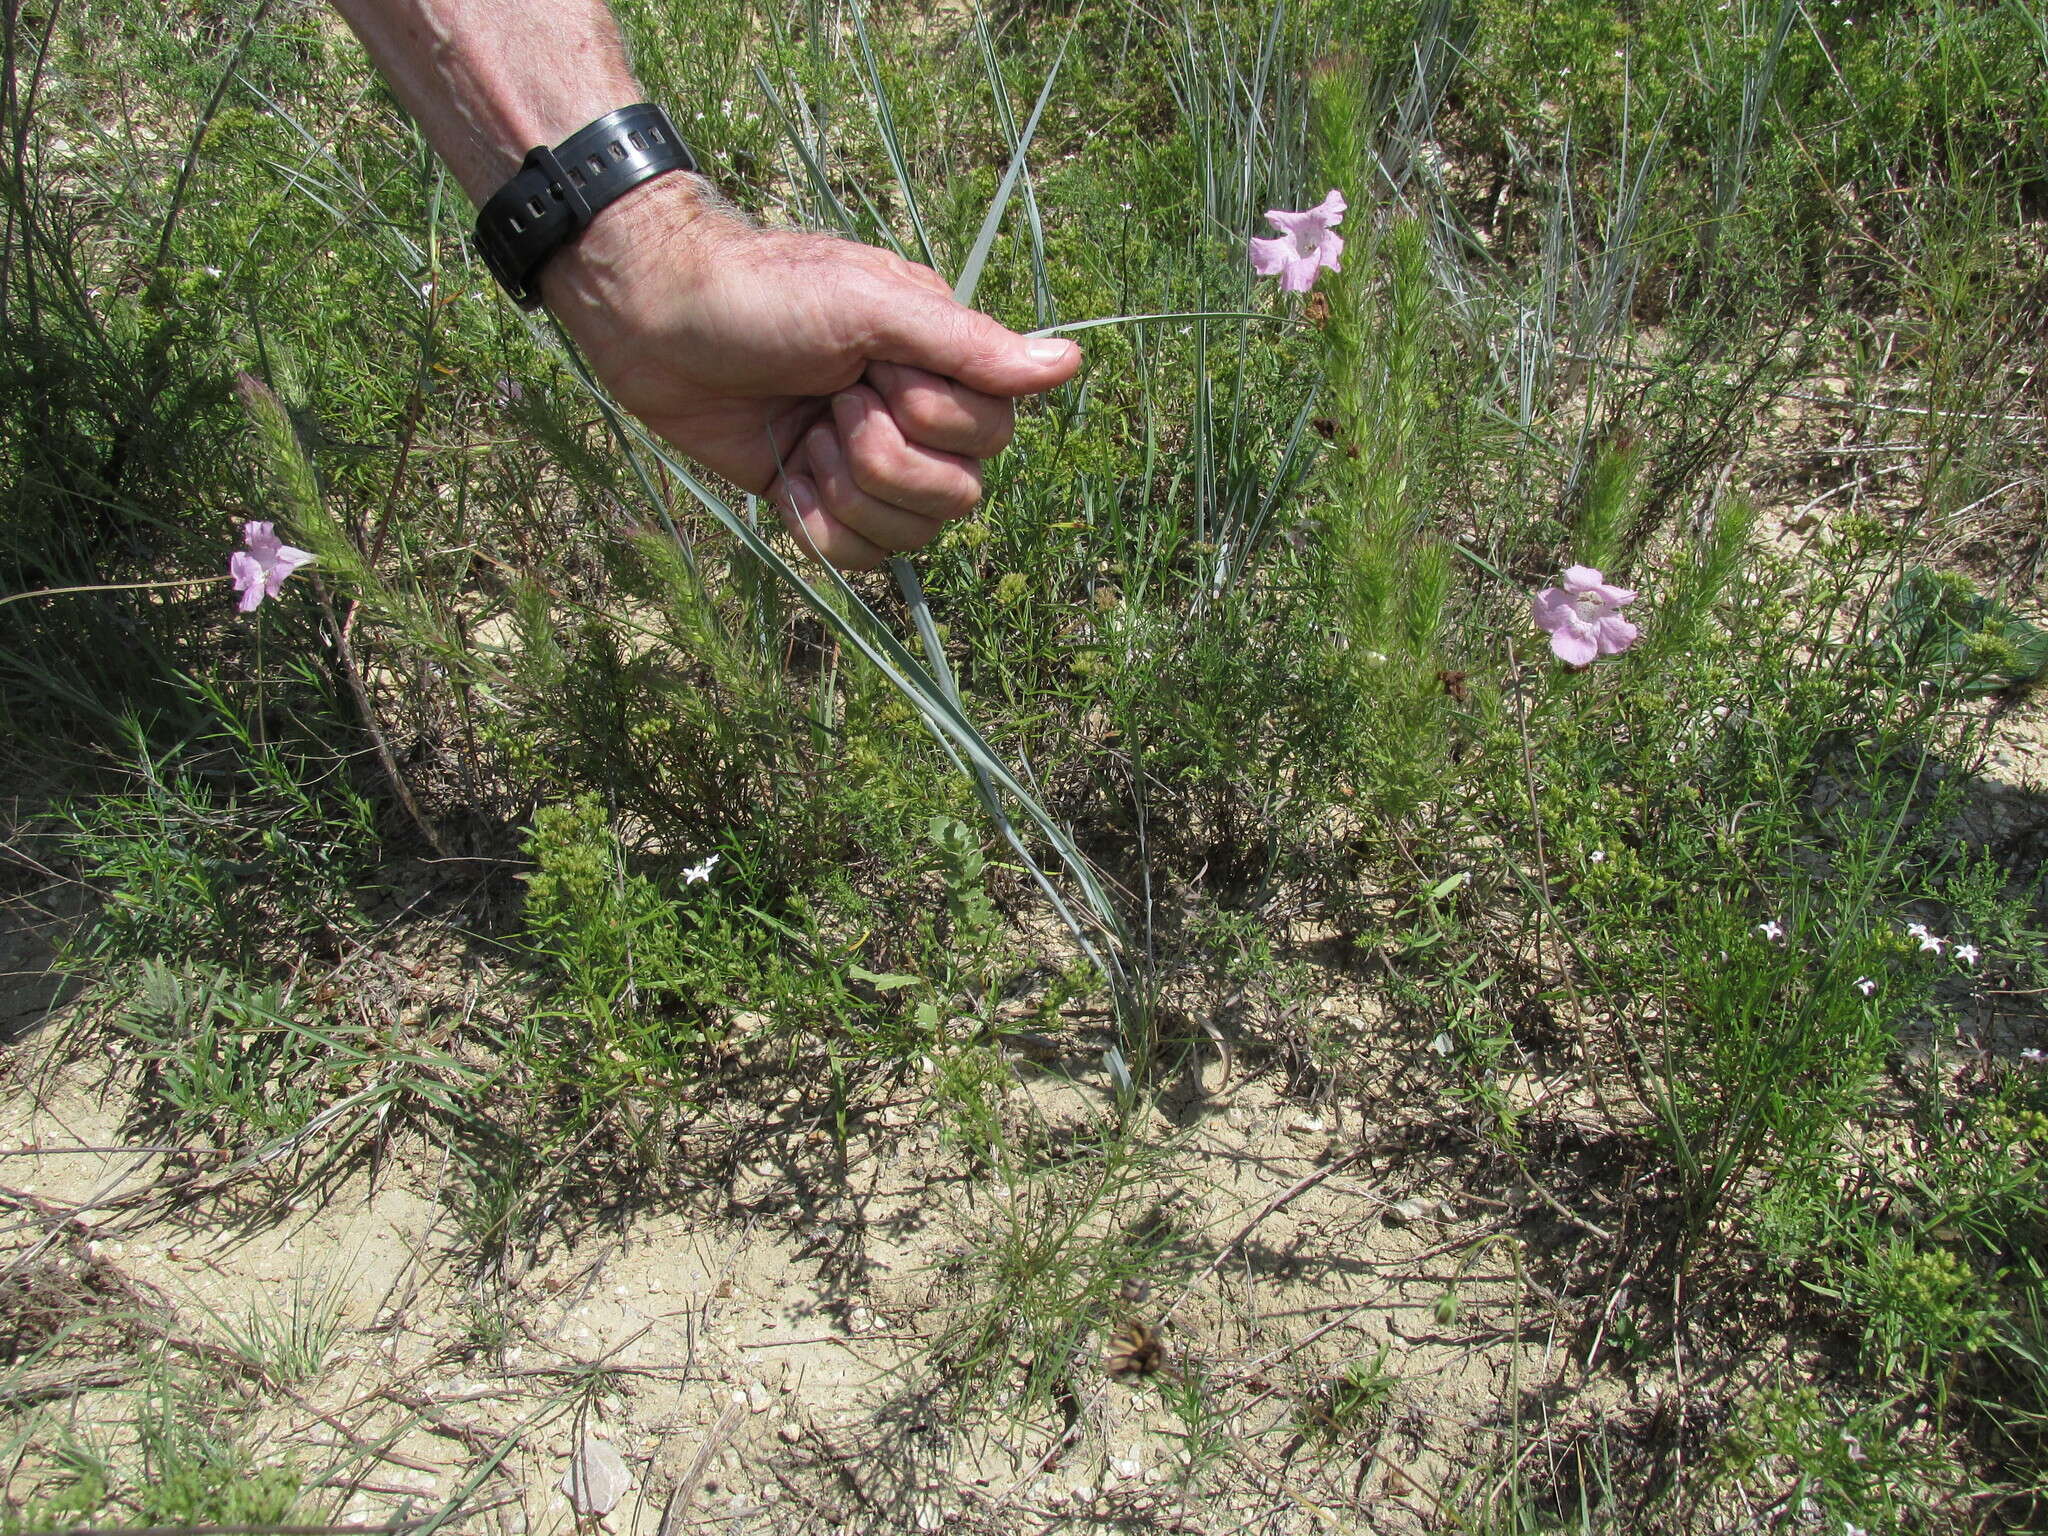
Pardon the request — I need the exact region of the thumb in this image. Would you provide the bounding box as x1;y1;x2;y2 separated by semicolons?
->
866;287;1081;398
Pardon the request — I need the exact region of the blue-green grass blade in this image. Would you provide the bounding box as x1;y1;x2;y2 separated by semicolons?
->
752;65;859;238
971;6;1056;325
888;562;1122;987
844;0;937;270
952;20;1071;307
1026;311;1281;338
1228;386;1321;590
560;379;1128;959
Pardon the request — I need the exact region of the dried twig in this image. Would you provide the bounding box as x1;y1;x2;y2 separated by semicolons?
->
0;1363;132;1405
659;1398;745;1536
312;582;448;857
1160;1148;1368;1326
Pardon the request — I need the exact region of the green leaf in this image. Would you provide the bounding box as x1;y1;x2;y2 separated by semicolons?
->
849;966;923;992
1883;565;2048;695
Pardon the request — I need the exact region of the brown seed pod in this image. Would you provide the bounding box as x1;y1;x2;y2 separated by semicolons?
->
1103;1319;1167;1379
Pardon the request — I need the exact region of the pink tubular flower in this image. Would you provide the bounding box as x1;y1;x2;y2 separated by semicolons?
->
1250;189;1346;293
1532;565;1640;666
229;520;313;612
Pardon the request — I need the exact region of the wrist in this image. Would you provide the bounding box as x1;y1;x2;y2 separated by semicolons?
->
470;84;646;195
540;169;722;323
330;0;644;204
473;103;707;311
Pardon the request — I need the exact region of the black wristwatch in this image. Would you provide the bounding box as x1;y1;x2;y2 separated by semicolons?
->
473;103;698;310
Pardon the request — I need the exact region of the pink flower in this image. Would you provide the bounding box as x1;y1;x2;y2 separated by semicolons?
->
229;520;313;612
1250;189;1346;293
1531;566;1640;666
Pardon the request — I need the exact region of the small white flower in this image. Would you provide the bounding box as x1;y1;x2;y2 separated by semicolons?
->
1757;920;1786;943
1918;933;1946;955
1954;943;1979;967
1905;921;1932;940
1854;977;1876;997
2021;1048;2046;1065
1588;850;1607;864
683;854;720;884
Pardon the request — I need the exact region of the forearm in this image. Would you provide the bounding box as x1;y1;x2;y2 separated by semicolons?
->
330;0;646;204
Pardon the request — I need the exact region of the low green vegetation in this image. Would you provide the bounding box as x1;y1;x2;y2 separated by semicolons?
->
3;0;2045;1527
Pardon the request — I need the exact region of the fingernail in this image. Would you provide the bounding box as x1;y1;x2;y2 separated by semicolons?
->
1025;338;1076;364
785;474;820;517
831;390;867;429
805;423;843;472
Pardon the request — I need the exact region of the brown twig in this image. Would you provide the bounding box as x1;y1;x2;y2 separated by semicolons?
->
7;1524;438;1536
1160;1147;1368;1326
0;1363;132;1406
658;1398;745;1536
311;581;448;857
278;1384;442;1476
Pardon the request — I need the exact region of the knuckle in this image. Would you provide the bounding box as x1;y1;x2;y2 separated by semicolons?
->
899;390;957;442
812;456;856;513
848;434;910;496
982;404;1017;453
939;473;983;521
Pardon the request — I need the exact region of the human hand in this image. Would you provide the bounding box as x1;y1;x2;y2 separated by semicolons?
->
543;175;1082;569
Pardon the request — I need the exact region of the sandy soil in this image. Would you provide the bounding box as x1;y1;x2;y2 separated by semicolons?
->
0;1009;1594;1532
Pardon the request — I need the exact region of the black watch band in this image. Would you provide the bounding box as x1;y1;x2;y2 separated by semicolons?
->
473;103;697;310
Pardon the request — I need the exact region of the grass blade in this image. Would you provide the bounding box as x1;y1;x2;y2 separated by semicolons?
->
952;20;1071;307
844;0;937;270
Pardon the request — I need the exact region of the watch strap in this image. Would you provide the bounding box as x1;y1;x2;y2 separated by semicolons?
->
473;103;697;310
